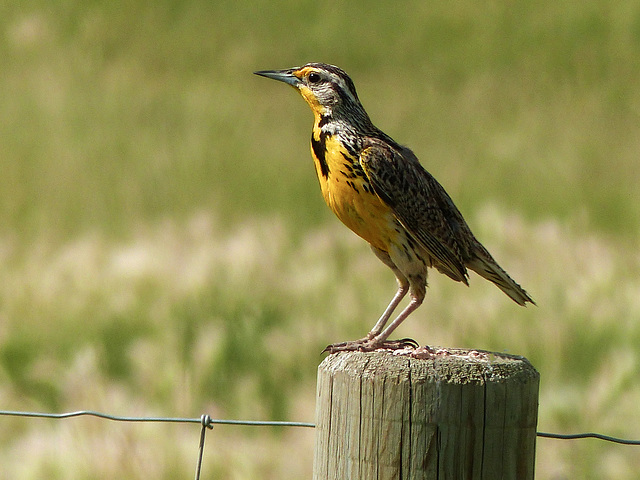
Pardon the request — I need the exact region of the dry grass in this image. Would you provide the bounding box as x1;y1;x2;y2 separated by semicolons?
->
1;206;639;478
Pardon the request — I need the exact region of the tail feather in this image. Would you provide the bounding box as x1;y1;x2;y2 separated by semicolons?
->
467;247;535;306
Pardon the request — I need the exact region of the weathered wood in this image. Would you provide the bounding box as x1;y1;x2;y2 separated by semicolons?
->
313;349;539;479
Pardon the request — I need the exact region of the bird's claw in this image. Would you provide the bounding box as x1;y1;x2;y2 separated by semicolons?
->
322;337;419;354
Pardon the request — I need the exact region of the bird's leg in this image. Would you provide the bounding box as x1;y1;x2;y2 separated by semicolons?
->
366;245;409;337
323;281;425;354
367;276;409;338
323;248;422;354
369;283;425;346
322;281;411;354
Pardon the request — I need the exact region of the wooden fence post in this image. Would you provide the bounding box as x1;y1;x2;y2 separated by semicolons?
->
313;349;539;479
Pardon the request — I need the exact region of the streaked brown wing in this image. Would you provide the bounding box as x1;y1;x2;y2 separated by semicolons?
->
360;139;470;283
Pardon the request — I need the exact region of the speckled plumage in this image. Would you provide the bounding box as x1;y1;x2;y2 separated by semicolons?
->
255;63;534;352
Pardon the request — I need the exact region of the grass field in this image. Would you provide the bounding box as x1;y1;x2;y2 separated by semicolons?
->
1;1;640;478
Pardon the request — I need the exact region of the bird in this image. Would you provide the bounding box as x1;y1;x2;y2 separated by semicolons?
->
254;63;534;353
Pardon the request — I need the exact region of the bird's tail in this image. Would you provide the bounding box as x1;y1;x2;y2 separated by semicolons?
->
467;243;535;306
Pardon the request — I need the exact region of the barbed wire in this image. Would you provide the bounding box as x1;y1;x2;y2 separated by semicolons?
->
0;409;638;479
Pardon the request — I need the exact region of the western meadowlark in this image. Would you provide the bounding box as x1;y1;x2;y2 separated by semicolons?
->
255;63;534;353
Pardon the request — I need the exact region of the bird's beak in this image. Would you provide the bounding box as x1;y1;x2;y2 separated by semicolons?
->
254;68;301;87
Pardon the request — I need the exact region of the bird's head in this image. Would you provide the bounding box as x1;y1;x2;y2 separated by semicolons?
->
254;63;367;123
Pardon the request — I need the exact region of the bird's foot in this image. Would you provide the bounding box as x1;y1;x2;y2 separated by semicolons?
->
322;337;419;354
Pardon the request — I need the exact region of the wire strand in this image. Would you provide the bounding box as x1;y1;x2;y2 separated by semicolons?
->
0;409;638;446
0;410;314;428
536;431;640;445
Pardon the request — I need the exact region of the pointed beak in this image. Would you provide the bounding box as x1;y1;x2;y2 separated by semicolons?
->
254;68;301;87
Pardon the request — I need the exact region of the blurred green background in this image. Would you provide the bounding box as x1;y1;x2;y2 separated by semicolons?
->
1;0;640;478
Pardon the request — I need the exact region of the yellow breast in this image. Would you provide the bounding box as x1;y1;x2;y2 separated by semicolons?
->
310;134;397;252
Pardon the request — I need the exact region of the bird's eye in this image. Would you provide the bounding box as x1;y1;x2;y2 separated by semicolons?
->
308;72;321;84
